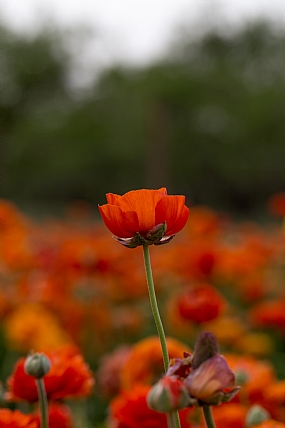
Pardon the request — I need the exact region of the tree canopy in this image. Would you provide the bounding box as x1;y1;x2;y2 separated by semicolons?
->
2;19;285;216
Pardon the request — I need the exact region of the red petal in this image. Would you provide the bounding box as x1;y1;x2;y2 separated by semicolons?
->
98;205;139;238
155;196;189;235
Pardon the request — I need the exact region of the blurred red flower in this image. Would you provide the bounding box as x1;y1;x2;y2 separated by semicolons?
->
34;403;73;428
107;384;195;428
5;345;94;402
177;283;226;323
99;188;189;241
249;299;285;332
268;193;285;217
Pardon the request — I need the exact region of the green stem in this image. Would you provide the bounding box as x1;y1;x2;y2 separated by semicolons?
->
202;405;216;428
143;244;181;428
143;244;169;371
36;379;49;428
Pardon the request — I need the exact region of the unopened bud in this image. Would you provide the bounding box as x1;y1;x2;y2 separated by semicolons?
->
24;352;51;379
147;376;190;413
192;331;219;369
245;405;270;427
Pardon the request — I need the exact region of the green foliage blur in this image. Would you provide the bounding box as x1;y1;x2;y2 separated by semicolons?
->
2;19;285;216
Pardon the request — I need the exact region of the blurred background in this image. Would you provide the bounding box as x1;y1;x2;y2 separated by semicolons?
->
2;0;285;218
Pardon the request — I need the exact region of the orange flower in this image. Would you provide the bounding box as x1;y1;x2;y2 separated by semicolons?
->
254;421;285;428
99;188;189;246
212;403;247;428
0;409;37;428
107;385;194;428
5;345;94;402
225;354;275;406
3;302;71;353
120;336;191;390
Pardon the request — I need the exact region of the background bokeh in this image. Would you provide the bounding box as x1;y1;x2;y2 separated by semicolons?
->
2;1;285;218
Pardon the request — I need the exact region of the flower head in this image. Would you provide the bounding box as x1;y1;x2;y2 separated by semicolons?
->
185;332;239;406
99;188;189;247
5;345;94;402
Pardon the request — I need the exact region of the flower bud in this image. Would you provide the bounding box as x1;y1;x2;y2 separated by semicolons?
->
185;353;240;405
245;405;270;427
24;352;51;379
147;376;190;413
192;331;219;370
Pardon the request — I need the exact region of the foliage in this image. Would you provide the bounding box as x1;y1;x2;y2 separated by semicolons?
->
2;19;285;215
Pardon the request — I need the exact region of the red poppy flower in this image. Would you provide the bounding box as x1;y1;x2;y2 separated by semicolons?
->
98;188;189;246
0;409;37;428
5;345;94;402
107;385;194;428
34;403;73;428
177;283;226;324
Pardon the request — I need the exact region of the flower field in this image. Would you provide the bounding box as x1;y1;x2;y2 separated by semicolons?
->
1;194;285;428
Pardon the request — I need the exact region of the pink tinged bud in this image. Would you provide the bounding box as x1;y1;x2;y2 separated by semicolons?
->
147;376;190;413
24;352;51;379
185;354;240;405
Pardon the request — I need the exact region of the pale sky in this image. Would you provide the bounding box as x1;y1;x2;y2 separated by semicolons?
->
2;0;285;67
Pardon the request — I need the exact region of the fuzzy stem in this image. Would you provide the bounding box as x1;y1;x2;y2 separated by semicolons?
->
36;379;49;428
202;405;216;428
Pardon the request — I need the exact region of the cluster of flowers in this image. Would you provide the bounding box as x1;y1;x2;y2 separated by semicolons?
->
1;190;285;427
0;345;94;427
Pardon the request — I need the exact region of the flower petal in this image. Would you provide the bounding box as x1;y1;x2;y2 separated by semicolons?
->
98;204;139;238
118;189;167;233
155;196;189;235
106;193;122;205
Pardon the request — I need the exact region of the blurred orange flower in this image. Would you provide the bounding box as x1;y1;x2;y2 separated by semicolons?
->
212;403;247;428
3;302;71;353
107;384;195;428
99;188;189;244
254;421;285;428
120;336;191;390
0;409;36;428
225;354;276;406
6;345;94;402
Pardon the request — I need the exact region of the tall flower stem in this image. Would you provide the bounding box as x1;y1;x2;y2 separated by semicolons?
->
36;379;49;428
143;244;169;371
143;244;181;428
202;405;216;428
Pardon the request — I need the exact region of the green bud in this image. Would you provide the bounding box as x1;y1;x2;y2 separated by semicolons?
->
24;352;51;379
245;405;270;427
